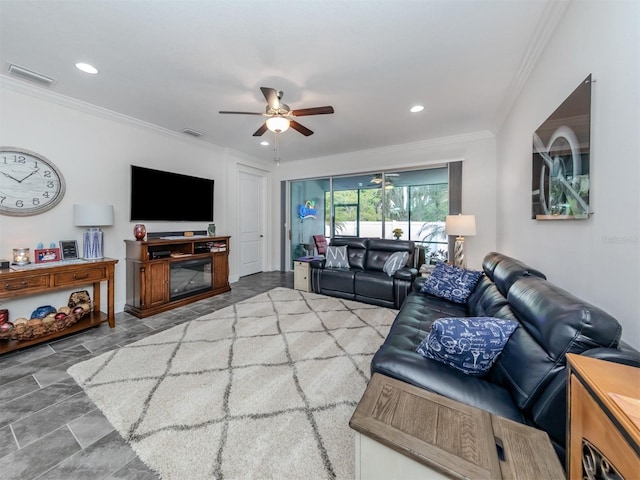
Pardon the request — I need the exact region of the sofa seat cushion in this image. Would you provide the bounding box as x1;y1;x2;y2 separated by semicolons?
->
354;270;395;302
371;346;524;423
403;291;470;318
316;268;356;294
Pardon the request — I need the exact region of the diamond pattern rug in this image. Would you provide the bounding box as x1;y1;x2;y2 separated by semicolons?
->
67;288;396;479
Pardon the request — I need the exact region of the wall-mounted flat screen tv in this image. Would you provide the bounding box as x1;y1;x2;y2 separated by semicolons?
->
130;165;214;221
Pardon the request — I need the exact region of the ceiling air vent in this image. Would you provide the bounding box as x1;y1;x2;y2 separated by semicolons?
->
7;64;54;86
181;128;204;138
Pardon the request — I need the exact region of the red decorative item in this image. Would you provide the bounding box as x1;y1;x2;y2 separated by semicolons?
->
133;224;146;241
0;309;8;323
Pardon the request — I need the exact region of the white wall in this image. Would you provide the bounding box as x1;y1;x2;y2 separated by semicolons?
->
272;132;499;271
495;1;640;348
0;81;271;319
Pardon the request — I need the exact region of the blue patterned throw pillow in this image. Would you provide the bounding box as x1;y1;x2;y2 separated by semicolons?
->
383;251;409;276
325;245;349;268
416;317;519;376
420;262;482;304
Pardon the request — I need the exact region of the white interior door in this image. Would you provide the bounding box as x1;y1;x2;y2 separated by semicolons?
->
239;169;264;276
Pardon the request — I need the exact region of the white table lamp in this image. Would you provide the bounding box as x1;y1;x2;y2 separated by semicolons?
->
74;204;114;259
445;214;476;268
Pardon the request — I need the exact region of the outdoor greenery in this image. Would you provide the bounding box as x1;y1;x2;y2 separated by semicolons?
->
326;183;448;241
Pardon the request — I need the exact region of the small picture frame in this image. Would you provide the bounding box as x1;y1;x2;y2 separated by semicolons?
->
59;240;79;260
35;248;60;264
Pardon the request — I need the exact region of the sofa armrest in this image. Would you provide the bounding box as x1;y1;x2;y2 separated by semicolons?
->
394;267;417;281
309;259;326;269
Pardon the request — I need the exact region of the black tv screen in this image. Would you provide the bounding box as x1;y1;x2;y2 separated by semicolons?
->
130;165;214;221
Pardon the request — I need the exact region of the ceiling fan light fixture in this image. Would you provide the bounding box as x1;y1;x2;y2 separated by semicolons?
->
266;115;290;133
410;105;424;113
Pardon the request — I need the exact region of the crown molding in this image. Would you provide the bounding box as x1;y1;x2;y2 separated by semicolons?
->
491;0;573;134
295;129;494;165
0;74;219;149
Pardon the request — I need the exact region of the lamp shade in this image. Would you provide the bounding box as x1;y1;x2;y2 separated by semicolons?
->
266;116;290;133
445;214;476;236
73;204;114;227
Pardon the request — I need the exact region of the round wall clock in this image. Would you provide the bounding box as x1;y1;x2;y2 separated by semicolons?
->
0;147;66;216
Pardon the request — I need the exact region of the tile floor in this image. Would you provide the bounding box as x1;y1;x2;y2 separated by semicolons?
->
0;271;292;480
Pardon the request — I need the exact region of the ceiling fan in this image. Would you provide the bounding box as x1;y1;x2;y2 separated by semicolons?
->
219;87;334;137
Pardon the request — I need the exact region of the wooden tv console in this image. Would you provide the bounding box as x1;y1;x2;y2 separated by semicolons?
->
124;236;230;318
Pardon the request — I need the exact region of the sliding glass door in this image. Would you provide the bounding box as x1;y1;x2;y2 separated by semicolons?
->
288;166;451;266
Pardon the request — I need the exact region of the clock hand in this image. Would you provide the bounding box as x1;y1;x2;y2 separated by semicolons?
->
16;168;40;183
0;170;21;182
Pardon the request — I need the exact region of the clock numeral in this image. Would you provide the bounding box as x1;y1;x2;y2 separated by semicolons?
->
0;195;5;203
47;181;54;189
44;170;51;178
32;198;40;206
1;157;7;164
42;192;50;199
14;156;26;164
16;200;24;208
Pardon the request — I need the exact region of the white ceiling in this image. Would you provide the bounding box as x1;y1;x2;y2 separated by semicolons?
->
0;0;556;163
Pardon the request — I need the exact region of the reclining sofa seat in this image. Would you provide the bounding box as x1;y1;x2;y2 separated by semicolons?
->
310;237;416;309
371;252;640;462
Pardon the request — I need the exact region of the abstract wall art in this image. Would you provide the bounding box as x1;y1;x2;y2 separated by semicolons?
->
532;74;592;220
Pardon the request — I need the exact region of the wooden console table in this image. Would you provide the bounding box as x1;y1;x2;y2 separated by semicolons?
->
567;354;640;479
0;258;118;355
350;373;564;479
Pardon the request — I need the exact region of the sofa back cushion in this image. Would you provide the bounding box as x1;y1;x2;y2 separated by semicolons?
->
483;252;546;296
364;239;414;272
486;275;622;413
329;237;368;269
467;277;517;319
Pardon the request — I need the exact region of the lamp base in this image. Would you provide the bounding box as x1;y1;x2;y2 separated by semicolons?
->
453;236;466;269
83;228;104;259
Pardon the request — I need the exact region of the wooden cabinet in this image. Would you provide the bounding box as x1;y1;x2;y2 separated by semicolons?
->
0;258;118;355
294;260;311;292
142;261;169;308
125;236;230;318
567;354;640;480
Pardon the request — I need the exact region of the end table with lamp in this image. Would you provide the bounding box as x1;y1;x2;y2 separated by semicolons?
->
445;214;476;268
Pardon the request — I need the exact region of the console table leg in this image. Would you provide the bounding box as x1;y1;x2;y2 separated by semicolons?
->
107;263;115;328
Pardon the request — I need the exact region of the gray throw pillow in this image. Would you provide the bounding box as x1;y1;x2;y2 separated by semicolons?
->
325;245;349;268
383;251;409;276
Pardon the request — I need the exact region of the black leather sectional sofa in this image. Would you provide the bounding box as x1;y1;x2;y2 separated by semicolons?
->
371;252;640;463
310;237;417;308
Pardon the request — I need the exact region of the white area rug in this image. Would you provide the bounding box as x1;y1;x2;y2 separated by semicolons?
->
68;288;396;479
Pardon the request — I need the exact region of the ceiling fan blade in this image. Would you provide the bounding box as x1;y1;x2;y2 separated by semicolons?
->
291;106;334;116
289;120;314;136
252;123;268;136
260;87;280;109
219;111;264;115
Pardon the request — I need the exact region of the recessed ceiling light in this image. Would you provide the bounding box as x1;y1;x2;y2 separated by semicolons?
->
410;105;424;113
260;141;270;146
75;63;98;74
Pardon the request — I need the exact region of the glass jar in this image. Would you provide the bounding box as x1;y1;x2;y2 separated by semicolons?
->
12;248;30;265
